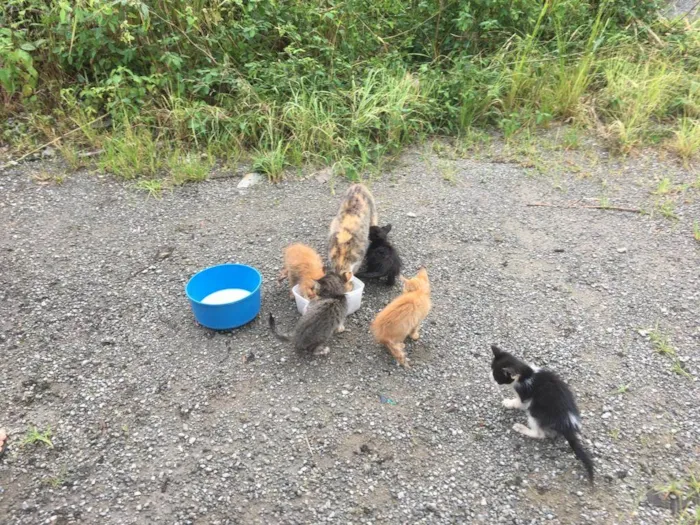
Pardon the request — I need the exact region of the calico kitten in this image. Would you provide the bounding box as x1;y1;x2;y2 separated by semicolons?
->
490;344;594;483
269;272;349;355
278;243;325;299
328;183;378;289
356;224;402;286
370;267;431;367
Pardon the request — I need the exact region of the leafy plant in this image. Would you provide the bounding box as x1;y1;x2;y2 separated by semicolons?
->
0;0;696;178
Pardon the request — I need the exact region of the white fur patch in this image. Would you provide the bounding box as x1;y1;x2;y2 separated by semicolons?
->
513;416;546;439
512;415;546;439
502;397;521;409
489;371;497;385
568;412;581;429
526;415;546;438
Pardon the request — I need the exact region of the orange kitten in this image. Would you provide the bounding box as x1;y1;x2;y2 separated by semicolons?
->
278;243;325;299
370;267;431;367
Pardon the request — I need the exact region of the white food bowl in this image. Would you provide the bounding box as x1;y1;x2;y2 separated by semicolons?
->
292;276;365;315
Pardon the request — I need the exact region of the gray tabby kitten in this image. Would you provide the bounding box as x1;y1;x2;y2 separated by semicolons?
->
268;272;349;355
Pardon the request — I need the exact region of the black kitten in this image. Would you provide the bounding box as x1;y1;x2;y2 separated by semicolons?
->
355;224;402;286
490;344;594;483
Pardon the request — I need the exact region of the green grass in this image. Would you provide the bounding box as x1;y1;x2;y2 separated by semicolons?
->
169;150;211;185
599;58;683;153
649;326;694;379
655;199;679;220
134;179;165;199
653;177;674;196
694;221;700;243
649;326;676;357
437;159;457;185
32;171;65;185
656;479;687;499
671;360;692;378
42;468;67;488
252;141;288;182
669;118;700;164
561;127;582;150
655;471;700;524
614;384;630;395
99;126;161;180
2;0;699;178
21;426;53;449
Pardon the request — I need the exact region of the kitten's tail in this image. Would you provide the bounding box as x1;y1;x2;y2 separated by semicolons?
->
563;429;594;484
268;313;291;342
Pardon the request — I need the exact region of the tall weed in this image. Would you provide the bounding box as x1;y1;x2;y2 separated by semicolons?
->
599;58;682;151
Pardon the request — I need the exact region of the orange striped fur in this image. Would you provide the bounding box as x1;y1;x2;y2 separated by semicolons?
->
279;243;325;299
370;267;431;367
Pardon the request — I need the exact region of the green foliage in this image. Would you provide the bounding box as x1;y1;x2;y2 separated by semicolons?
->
169;150;211;185
21;426;53;448
99;123;160;179
0;0;694;177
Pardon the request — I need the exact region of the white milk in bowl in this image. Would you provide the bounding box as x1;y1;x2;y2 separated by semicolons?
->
201;288;251;305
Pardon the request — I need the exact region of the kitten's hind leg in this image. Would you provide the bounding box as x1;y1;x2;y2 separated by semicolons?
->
513;415;546;439
385;341;409;368
409;325;421;341
386;272;396;286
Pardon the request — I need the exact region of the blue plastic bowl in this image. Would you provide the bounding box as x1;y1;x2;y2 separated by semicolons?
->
185;263;262;330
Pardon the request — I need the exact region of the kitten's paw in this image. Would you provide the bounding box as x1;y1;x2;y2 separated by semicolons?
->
336;324;346;333
398;357;411;368
314;346;330;356
502;398;520;409
512;423;529;435
410;330;420;341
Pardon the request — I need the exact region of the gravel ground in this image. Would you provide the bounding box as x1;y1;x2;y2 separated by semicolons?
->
667;0;699;18
1;137;699;525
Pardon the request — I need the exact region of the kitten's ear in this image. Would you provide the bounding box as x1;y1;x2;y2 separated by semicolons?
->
384;224;392;233
343;272;353;283
491;344;503;357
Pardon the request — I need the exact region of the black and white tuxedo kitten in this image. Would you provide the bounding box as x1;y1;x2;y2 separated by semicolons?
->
490;344;594;483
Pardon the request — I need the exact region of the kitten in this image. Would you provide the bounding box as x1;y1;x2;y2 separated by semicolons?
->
370;267;431;367
356;224;402;286
269;272;349;355
328;183;378;289
278;243;325;299
490;344;594;483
